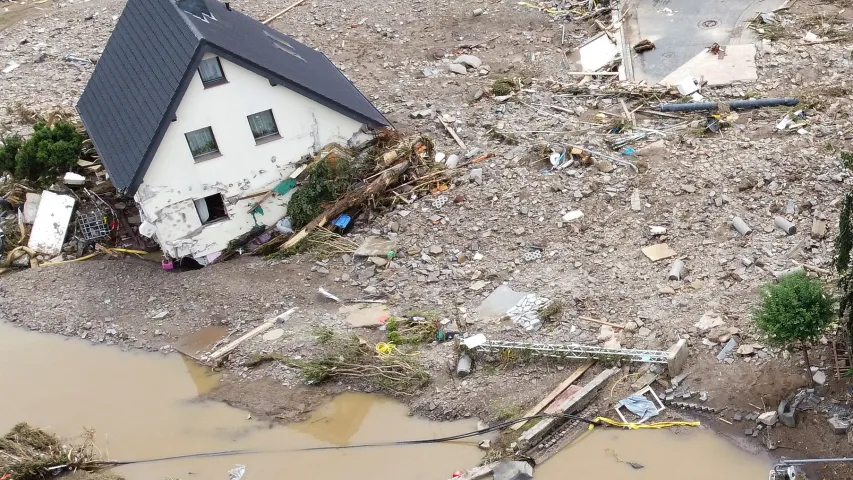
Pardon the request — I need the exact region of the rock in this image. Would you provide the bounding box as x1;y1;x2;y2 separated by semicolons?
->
262;328;285;341
603;338;622;349
758;411;778;426
658;286;676;295
429;245;443;254
737;344;755;355
828;415;850;435
466;87;484;102
448;63;467;75
411;109;433;118
470;168;484;185
369;256;388;267
493;460;533;480
472;7;484;16
596;161;615;173
624;321;638;332
813;370;826;385
638;327;651;337
454;54;482;69
478;439;491;450
354;236;398;257
597;325;615;342
470;280;488;291
695;312;725;331
680;184;696;193
562;210;584;222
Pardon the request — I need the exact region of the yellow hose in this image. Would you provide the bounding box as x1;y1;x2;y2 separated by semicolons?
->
590;416;701;430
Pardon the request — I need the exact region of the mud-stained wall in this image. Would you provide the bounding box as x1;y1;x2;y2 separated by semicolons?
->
134;53;365;260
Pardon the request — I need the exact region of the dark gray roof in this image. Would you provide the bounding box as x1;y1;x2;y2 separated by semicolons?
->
77;0;389;193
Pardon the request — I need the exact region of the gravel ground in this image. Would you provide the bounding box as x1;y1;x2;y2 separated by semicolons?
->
4;0;853;474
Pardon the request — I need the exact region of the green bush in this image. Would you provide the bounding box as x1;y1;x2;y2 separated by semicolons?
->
753;273;834;384
0;135;23;175
286;154;357;228
0;121;82;182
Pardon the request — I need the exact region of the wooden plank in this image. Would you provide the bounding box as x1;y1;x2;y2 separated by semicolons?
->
437;116;467;150
207;308;296;362
510;359;595;430
262;0;305;25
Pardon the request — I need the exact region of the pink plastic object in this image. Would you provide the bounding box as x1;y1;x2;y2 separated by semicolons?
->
161;259;174;271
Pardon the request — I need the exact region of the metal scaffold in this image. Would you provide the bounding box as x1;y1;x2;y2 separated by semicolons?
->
476;340;670;364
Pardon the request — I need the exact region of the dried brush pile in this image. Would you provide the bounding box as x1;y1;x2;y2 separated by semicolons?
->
246;327;430;395
0;423;120;480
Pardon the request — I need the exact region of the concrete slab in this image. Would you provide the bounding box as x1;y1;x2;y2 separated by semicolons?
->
659;44;757;87
475;284;528;321
623;0;783;83
543;385;582;414
28;191;75;255
22;193;41;224
578;33;619;72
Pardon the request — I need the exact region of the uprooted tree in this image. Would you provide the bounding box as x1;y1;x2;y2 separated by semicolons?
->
0;121;82;183
753;273;835;386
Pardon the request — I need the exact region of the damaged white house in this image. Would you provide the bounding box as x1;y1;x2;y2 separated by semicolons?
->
77;0;389;263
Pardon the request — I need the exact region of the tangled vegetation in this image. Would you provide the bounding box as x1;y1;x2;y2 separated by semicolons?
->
837;153;853;353
0;121;83;183
386;313;440;344
246;327;429;394
754;273;834;384
0;423;119;480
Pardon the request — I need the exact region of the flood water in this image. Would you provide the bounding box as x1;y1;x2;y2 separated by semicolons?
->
0;323;482;480
0;322;772;480
539;428;771;479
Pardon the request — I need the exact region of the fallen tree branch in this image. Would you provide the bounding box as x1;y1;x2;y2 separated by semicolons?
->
280;160;410;251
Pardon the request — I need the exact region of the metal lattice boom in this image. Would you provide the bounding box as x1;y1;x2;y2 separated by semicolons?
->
477;340;669;364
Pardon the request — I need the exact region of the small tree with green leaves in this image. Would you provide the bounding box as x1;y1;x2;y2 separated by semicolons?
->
754;273;835;386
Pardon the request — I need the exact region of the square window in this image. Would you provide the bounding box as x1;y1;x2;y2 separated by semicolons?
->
247;110;279;140
185;127;219;159
198;57;226;85
194;193;228;225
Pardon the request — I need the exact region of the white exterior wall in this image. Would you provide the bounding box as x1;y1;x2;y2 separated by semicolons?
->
134;53;365;261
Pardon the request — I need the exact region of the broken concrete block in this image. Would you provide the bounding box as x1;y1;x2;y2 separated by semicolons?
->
758;411;778;426
63;171;86;186
22;193;41;224
642;243;677;262
778;399;796;428
492;460;533;480
812;218;827;239
813;370;827;385
666;339;688;377
829;415;850;435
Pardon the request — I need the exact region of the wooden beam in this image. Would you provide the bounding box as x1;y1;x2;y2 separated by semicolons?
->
437;117;467;150
510;359;595;430
262;0;305;25
207;308;296;362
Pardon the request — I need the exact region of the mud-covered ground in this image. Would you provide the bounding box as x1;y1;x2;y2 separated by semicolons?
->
4;0;853;475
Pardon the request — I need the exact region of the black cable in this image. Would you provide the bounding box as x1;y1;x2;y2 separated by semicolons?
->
94;413;600;467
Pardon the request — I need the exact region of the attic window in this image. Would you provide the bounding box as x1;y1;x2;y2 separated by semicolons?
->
195;193;228;225
185;126;220;160
262;30;306;62
198;57;227;87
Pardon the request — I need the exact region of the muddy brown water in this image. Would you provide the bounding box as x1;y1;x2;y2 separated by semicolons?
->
0;324;482;480
0;323;772;479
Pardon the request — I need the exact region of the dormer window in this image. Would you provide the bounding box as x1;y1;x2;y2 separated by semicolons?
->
198;57;227;87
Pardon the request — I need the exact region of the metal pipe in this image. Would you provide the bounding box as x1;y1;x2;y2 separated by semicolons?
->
780;458;853;465
660;98;799;112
